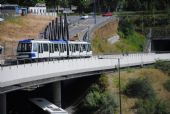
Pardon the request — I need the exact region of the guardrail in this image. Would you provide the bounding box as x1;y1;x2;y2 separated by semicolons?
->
0;53;169;69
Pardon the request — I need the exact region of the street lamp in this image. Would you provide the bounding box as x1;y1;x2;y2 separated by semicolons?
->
98;56;122;114
93;0;96;24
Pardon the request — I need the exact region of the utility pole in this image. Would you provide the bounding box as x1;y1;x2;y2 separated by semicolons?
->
93;0;96;24
118;58;122;114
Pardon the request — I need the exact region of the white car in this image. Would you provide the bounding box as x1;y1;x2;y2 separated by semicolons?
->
80;14;88;19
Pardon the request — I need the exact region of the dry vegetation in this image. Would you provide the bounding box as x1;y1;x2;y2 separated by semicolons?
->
93;20;118;39
0;15;55;57
105;68;170;114
0;15;55;42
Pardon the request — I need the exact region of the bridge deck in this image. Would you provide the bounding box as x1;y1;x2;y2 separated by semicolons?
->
0;53;170;92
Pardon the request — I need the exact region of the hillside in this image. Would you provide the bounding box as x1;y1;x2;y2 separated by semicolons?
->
92;18;145;54
0;15;55;42
108;68;170;114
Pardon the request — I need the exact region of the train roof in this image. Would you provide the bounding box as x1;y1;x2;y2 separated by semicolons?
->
19;39;90;44
19;39;66;43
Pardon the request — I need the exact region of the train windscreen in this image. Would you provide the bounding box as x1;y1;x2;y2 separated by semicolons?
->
17;42;32;52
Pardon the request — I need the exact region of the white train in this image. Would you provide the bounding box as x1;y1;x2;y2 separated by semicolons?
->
29;98;68;114
17;39;92;59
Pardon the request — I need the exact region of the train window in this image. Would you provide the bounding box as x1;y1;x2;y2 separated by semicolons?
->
83;44;86;51
54;44;59;51
87;44;90;52
60;44;62;52
33;43;38;52
50;44;54;53
43;44;48;51
38;44;43;53
17;43;32;52
80;44;83;52
75;44;79;51
60;44;63;52
87;44;91;52
69;44;71;51
72;45;75;52
63;44;66;51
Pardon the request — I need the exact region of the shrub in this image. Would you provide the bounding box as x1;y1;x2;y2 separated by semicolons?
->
82;90;118;114
163;80;170;92
83;90;101;110
155;60;170;75
136;99;170;114
98;91;118;114
77;77;118;114
119;17;134;36
123;77;155;99
98;75;109;91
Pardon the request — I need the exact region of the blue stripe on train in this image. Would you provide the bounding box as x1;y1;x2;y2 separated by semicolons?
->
31;53;36;58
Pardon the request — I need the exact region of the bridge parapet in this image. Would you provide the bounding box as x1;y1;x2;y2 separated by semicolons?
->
0;53;170;93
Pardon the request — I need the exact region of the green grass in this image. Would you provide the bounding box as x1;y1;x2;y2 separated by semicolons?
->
92;31;145;54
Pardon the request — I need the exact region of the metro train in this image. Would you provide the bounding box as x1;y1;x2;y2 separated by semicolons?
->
17;39;92;60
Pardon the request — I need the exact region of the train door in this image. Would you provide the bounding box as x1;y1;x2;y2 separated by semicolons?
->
75;44;79;57
87;44;92;56
54;43;60;58
38;43;43;58
63;43;67;57
49;43;55;57
32;43;38;59
79;44;83;56
72;44;76;57
82;44;87;56
59;43;64;57
42;43;49;58
68;44;72;57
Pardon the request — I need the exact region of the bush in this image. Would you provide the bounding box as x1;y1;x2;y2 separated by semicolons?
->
84;90;101;110
98;91;118;114
136;99;170;114
155;61;170;75
76;78;118;114
98;75;109;91
163;80;170;92
119;17;134;36
80;90;118;114
123;77;155;99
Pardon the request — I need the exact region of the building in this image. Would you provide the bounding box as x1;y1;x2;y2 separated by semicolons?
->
0;4;27;16
28;3;46;15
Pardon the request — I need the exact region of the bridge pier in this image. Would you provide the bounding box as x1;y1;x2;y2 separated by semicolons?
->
0;94;6;114
52;81;61;107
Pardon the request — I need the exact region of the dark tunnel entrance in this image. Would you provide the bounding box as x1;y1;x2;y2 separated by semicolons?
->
151;40;170;53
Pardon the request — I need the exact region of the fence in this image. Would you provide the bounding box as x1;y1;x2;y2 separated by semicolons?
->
30;12;57;17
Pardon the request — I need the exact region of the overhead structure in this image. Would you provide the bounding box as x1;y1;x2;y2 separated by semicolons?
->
41;13;69;41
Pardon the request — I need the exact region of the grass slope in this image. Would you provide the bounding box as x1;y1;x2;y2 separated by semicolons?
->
92;31;145;54
0;15;55;42
106;68;170;114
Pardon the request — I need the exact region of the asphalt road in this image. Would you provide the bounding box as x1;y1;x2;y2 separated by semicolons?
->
68;15;113;40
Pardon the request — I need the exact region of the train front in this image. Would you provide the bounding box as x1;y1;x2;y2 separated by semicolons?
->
17;40;37;60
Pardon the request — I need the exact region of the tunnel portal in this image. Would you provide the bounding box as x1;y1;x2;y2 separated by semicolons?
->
152;40;170;53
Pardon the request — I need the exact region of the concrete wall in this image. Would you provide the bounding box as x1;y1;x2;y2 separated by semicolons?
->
0;53;170;88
